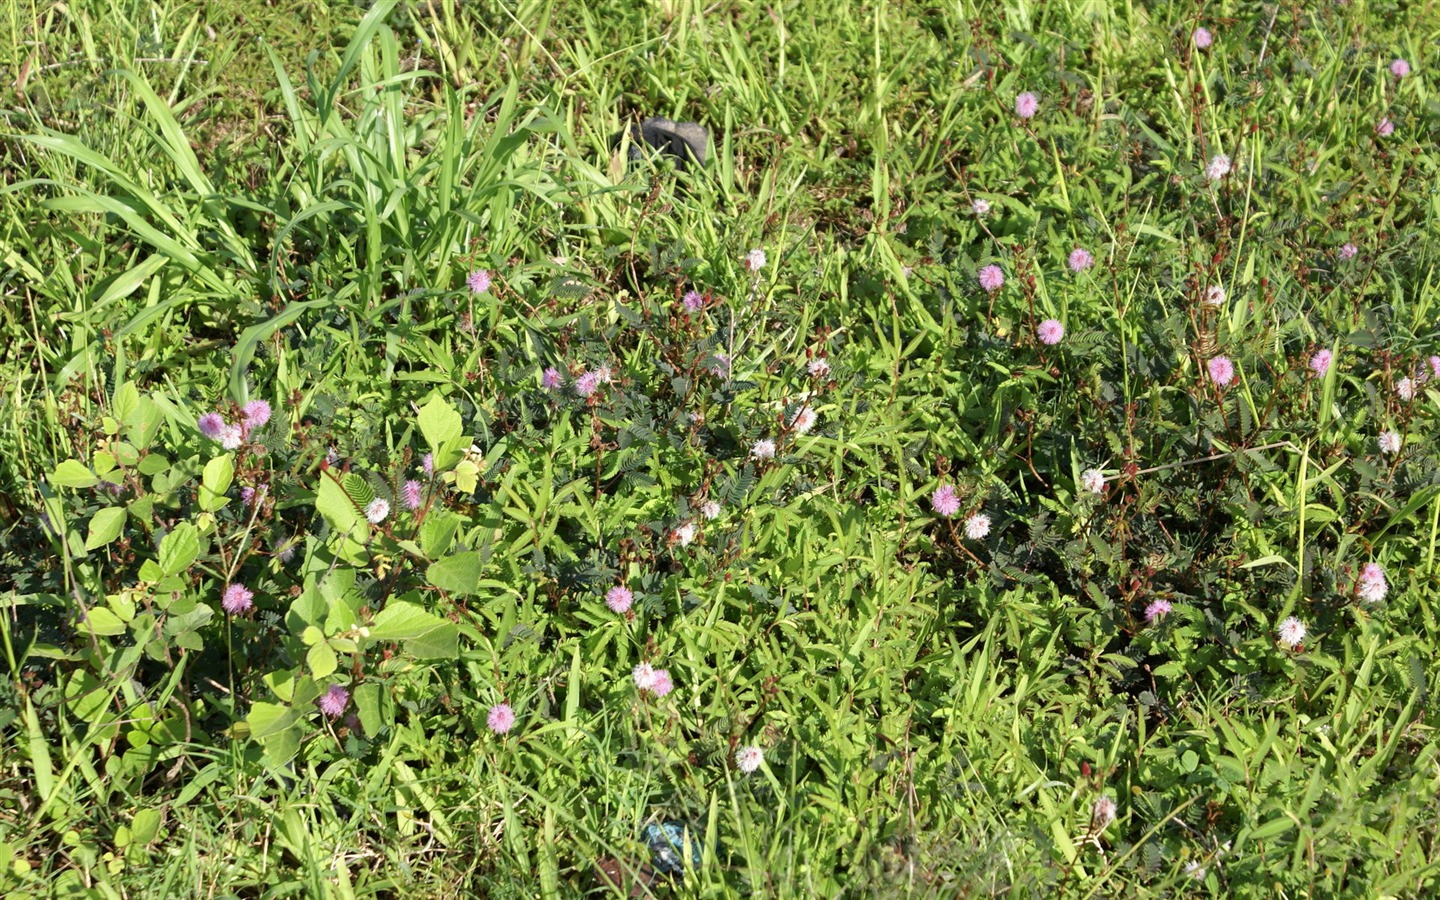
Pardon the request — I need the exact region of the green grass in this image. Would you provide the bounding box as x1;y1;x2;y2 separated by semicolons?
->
3;0;1440;896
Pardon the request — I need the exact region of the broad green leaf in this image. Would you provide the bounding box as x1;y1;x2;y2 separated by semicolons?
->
244;702;301;765
426;552;481;596
453;459;480;494
84;507;127;550
316;471;362;536
307;642;338;679
123;397;164;449
369;601;459;659
354;681;384;735
130;808;162;846
81;607;127;637
50;459;98;488
418;396;465;470
112;380;141;423
419;511;460;559
199;455;234;512
158;523;201;576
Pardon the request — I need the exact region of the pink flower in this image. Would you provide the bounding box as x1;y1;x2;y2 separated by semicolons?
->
1036;319;1065;345
1397;376;1415;401
1204;284;1226;306
972;198;991;216
402;479;423;510
605;585;634;614
964;513;991;540
1144;598;1172;624
218;423;244;450
707;353;731;377
1015;92;1038;119
633;663;658;691
1068;247;1094;272
575;370;604;398
1207;355;1235;386
222;583;254;615
1391;58;1411;78
744;249;767;272
750;439;776;460
978;264;1005;293
1429;356;1440;380
700;499;721;520
1357;563;1387;603
1339;243;1358;260
318;684;350;718
649;669;674;697
1193;27;1213;49
197;412;226;439
468;269;491;293
1081;468;1105;494
1378;430;1402;454
422;453;434;475
541;367;564;390
487;702;516;734
1376;117;1394;137
1205;154;1231;181
682;290;705;313
1309;349;1333;377
807;357;831;378
241;400;271;430
931;485;961;517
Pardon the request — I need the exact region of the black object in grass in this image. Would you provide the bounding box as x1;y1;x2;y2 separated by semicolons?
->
613;117;709;171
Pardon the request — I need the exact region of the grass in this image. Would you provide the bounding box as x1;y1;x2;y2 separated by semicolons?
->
3;0;1440;896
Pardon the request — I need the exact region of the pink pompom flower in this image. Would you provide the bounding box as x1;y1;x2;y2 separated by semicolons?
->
487;702;516;734
468;269;492;293
402;480;423;510
1339;243;1357;260
1068;247;1094;272
1376;117;1395;137
1193;27;1213;49
241;400;271;430
605;585;634;614
1015;92;1038;119
1309;349;1333;377
1036;319;1065;345
931;485;961;517
222;583;254;616
978;264;1005;293
1391;58;1411;79
1145;598;1172;624
198;412;226;439
318;684;350;718
1207;355;1235;386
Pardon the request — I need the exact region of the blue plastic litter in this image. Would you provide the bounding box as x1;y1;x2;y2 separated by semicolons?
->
643;820;702;876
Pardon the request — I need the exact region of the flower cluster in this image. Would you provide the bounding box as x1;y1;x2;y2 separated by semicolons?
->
1356;563;1387;603
197;400;272;450
633;663;674;697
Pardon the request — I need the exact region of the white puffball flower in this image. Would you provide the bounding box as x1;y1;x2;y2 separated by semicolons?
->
365;498;391;524
1277;616;1306;649
735;745;765;774
964;513;991;540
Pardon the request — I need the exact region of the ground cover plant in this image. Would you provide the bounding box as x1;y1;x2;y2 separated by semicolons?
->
3;0;1440;895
